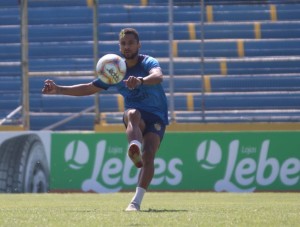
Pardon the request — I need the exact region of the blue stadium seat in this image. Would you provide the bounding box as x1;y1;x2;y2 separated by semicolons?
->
170;92;300;111
226;59;300;75
29;42;93;59
0;94;21;111
0;8;19;25
0;76;21;94
28;7;93;25
175;110;300;123
176;39;300;58
277;4;300;20
212;4;271;22
244;39;300;57
209;75;300;92
30;95;94;112
0;26;20;43
203;93;300;110
163;77;202;93
29;58;93;72
30;113;95;130
28;0;87;7
261;22;300;38
0;0;18;7
28;24;93;42
31;94;120;113
0;43;20;60
177;41;238;58
0;62;21;77
203;22;300;39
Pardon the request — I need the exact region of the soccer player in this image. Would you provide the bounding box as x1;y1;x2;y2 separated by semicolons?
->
42;28;169;211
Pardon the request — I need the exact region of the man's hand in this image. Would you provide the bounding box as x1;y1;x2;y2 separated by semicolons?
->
42;79;58;94
123;76;142;90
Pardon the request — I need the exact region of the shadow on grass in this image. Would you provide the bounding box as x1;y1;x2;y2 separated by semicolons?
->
142;208;188;213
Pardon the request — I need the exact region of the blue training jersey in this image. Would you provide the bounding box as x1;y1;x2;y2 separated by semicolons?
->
93;54;169;125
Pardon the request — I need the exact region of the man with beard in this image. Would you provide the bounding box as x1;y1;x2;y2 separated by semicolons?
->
42;28;169;211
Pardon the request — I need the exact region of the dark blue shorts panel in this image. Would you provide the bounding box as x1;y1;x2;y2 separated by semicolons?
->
123;109;166;141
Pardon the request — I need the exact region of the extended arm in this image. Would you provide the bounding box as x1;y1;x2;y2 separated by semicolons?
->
124;67;163;89
42;79;103;96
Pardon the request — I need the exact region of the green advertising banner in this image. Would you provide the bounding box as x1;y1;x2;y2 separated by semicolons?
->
50;132;300;193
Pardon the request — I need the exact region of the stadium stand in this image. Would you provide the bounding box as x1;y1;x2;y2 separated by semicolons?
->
0;2;21;125
0;0;300;130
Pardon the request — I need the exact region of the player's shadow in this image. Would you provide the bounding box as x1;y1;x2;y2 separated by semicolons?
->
142;208;188;213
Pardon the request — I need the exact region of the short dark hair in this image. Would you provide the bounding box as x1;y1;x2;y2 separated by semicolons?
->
119;28;140;43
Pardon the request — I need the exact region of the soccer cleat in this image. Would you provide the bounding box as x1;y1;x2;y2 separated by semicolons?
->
128;143;143;168
125;203;140;212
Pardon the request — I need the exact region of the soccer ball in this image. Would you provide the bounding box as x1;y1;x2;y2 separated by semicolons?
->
96;54;127;85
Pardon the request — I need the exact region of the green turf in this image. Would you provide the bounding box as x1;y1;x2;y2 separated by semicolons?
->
0;193;299;227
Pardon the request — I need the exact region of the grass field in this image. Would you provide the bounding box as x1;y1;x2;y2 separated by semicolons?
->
0;192;299;227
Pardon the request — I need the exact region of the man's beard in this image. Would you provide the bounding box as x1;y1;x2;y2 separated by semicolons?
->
123;50;139;60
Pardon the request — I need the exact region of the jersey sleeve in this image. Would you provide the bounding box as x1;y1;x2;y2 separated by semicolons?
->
92;78;110;90
143;56;161;72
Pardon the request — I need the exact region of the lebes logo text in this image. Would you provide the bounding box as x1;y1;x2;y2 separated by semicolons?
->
197;140;300;192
